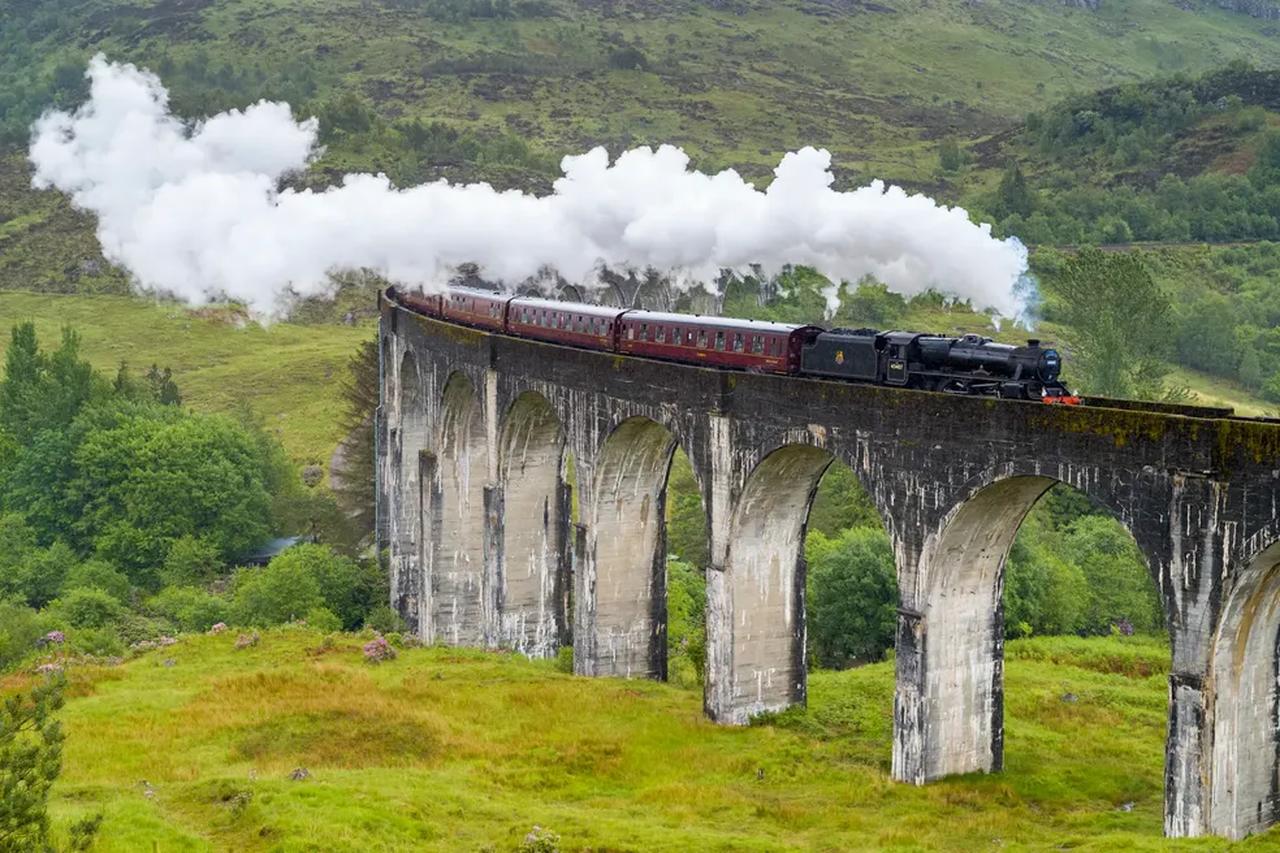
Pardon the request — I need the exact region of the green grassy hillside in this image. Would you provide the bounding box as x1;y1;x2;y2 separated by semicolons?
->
5;0;1280;293
0;292;373;466
14;630;1273;851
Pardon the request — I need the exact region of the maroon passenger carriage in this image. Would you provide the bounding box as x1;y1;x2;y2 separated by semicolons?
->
617;311;821;375
506;296;623;349
439;286;513;332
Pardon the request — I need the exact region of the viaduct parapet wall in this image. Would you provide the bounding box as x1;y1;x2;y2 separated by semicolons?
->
378;296;1280;840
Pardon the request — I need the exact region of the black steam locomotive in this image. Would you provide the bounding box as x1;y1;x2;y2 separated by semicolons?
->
800;329;1073;401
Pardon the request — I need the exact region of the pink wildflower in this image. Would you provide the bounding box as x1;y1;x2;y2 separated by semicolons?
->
363;635;397;664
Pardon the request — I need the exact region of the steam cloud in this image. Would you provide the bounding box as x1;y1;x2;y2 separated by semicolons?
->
30;55;1031;319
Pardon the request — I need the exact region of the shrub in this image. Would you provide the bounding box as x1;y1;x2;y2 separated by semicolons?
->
13;542;76;608
160;535;225;587
362;635;396;664
69;626;125;658
236;545;378;629
147;586;229;633
115;611;174;645
62;559;131;603
304;606;342;634
47;588;125;629
0;599;44;670
232;560;324;627
363;605;406;635
553;645;573;674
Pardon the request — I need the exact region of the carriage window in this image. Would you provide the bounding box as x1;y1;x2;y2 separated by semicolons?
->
655;326;663;342
640;323;649;341
627;325;635;341
697;330;708;348
715;331;725;351
733;333;744;353
752;335;763;353
669;327;678;344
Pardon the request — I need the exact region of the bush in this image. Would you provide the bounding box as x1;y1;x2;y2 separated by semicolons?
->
553;645;573;674
160;535;225;587
0;599;44;670
12;542;76;609
363;605;406;635
62;559;131;603
261;545;380;629
47;587;125;629
147;586;230;633
69;626;125;658
304;606;342;634
232;560;324;627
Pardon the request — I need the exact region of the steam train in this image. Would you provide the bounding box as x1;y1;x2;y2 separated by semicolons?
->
387;286;1077;402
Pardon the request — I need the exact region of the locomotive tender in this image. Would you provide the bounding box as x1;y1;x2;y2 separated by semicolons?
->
389;285;1076;403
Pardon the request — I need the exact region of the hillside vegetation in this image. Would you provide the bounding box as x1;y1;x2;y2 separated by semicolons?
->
0;292;372;466
5;0;1280;294
12;629;1273;852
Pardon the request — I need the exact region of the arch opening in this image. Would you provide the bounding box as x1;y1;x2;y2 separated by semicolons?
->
497;391;570;658
582;416;685;679
432;371;489;646
713;444;836;723
1209;540;1280;840
900;477;1168;784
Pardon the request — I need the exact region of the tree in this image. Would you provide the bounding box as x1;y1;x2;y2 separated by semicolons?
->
1239;346;1264;390
0;674;65;852
1177;292;1239;376
261;544;378;629
806;527;898;668
938;139;964;173
995;161;1033;219
160;536;224;587
666;558;706;687
1045;248;1178;400
1064;516;1164;634
232;554;325;627
331;339;379;542
665;451;707;569
72;409;274;582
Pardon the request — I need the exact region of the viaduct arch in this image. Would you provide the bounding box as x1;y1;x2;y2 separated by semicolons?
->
378;294;1280;840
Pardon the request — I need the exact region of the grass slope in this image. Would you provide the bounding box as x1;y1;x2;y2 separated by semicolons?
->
0;292;373;466
12;631;1275;851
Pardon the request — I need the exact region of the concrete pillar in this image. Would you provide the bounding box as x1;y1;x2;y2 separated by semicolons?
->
892;476;1051;784
578;417;675;679
707;443;831;724
433;373;488;646
1200;541;1280;839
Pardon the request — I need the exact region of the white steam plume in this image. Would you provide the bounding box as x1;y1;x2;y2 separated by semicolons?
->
30;56;1031;319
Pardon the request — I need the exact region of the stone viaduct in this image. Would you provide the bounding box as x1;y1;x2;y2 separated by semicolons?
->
376;291;1280;840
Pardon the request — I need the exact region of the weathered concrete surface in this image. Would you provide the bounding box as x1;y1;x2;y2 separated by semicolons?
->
496;392;569;657
377;296;1280;840
710;444;830;723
